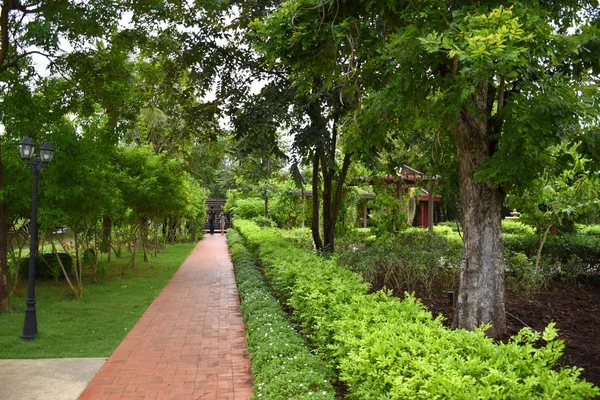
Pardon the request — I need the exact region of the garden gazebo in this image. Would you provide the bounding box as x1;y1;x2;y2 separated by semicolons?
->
288;166;442;230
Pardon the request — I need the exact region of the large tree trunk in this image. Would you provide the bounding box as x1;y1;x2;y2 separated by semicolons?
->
311;151;323;251
0;150;10;311
321;152;352;253
320;149;333;252
451;84;507;339
99;216;112;253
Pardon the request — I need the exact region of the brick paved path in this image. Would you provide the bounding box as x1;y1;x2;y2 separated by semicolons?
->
78;234;253;400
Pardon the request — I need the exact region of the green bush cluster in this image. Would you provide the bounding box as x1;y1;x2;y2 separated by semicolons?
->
576;224;600;237
225;197;264;219
436;220;462;232
19;252;73;281
338;228;462;297
502;219;536;235
235;219;599;400
278;227;314;252
250;215;277;228
504;234;600;276
437;220;536;236
227;229;336;400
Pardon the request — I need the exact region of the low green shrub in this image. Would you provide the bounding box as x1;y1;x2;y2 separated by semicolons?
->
227;198;264;219
432;225;454;235
236;219;599;399
436;220;461;232
576;224;600;237
338;228;462;297
504;233;600;275
503;250;548;293
251;215;277;228
227;229;335;400
279;227;314;252
82;248;97;265
502;219;536;235
19;252;73;281
335;228;376;255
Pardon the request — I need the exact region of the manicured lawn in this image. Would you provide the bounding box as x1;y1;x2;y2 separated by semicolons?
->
0;243;196;358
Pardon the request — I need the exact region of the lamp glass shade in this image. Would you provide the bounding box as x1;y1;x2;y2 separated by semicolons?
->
18;136;35;161
39;142;54;164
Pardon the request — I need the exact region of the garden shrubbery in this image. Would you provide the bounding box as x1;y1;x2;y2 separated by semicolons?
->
235;219;599;399
337;224;600;294
250;215;277;228
279;227;314;252
502;219;536;235
576;224;600;237
504;234;600;276
225;197;264;219
19;252;73;280
338;228;462;297
227;229;335;400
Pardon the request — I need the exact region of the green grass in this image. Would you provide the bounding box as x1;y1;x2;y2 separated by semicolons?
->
0;243;196;359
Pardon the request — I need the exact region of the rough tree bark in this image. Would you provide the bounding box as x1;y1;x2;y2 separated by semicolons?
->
321;151;352;253
451;82;507;338
311;151;323;251
100;216;112;253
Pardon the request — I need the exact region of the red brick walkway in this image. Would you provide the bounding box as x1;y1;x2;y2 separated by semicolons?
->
78;234;253;400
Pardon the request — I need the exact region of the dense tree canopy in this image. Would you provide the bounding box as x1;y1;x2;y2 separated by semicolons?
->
250;0;600;336
0;0;598;342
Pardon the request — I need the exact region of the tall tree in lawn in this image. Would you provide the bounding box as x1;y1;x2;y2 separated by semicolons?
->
231;83;290;217
249;25;358;253
114;145;194;266
252;1;599;337
0;0;186;311
508;142;599;272
38;116;120;295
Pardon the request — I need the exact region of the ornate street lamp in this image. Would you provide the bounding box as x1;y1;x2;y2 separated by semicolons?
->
18;136;54;341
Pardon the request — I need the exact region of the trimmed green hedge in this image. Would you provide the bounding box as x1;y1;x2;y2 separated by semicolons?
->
576;224;600;237
227;229;335;400
338;228;461;296
235;219;599;400
19;252;73;280
504;234;600;275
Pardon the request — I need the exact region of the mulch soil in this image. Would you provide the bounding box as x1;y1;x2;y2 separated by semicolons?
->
416;279;600;389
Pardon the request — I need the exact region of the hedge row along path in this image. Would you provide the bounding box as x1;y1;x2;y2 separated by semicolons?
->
78;234;253;400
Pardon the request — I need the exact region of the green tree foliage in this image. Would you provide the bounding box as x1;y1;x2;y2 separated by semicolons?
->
250;0;600;337
509;142;600;272
0;0;189;310
0;0;234;308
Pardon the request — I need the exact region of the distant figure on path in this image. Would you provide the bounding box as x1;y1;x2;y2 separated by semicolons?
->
207;206;216;235
219;211;226;235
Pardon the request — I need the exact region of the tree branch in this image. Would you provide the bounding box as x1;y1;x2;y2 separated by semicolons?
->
0;1;11;68
0;0;42;71
0;49;53;74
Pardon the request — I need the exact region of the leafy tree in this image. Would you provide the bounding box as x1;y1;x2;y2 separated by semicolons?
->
230;85;289;216
0;0;192;311
38;114;120;296
509;142;599;272
245;35;358;252
250;1;600;337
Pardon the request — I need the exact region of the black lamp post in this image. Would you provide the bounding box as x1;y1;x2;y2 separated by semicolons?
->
18;136;54;341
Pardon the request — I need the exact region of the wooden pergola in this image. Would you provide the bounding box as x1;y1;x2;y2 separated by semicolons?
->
288;166;443;230
352;166;443;231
